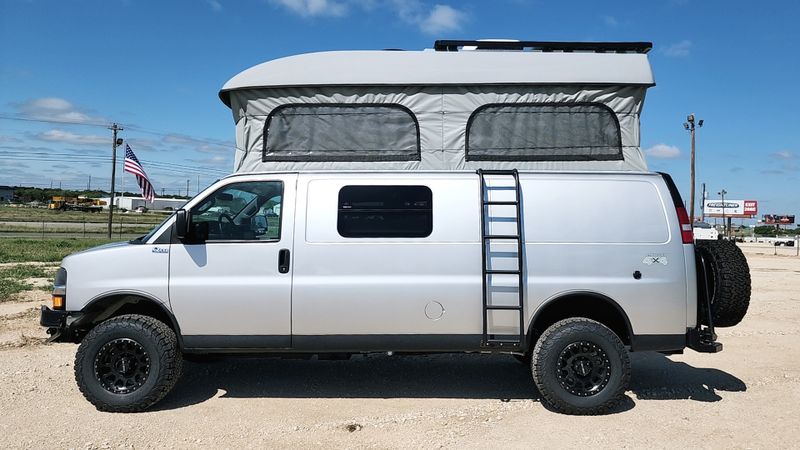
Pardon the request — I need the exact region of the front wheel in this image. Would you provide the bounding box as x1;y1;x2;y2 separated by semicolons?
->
74;314;182;412
531;318;630;415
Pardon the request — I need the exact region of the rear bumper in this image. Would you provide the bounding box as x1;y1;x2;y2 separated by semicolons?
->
629;330;723;354
40;306;82;342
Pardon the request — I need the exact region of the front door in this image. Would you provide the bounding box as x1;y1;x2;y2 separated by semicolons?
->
169;175;296;349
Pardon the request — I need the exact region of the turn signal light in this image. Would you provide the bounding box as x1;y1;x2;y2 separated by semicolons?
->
52;295;65;310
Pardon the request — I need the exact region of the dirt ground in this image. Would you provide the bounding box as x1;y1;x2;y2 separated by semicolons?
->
1;243;798;449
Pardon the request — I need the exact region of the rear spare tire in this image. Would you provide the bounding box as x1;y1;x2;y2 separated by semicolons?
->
695;240;751;327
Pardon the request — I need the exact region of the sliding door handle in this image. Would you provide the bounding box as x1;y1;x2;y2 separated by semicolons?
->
278;248;290;274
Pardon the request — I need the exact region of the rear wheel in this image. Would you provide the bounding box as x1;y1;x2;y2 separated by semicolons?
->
531;318;630;415
75;314;182;412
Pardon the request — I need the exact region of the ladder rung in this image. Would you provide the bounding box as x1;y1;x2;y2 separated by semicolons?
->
486;305;522;310
485;269;520;274
483;201;518;205
484;235;519;240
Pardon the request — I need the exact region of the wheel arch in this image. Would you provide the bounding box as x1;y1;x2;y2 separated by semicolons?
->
76;291;183;349
527;291;633;349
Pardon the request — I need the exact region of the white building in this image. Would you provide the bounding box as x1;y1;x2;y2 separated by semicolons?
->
100;196;187;211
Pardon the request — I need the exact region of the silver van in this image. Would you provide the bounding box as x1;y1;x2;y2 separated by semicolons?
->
40;40;751;415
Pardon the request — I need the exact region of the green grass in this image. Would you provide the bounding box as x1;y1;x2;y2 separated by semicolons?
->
0;264;58;301
0;238;116;263
0;278;32;302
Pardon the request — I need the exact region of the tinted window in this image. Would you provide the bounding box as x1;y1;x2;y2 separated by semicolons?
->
338;185;432;238
466;103;623;161
264;104;420;162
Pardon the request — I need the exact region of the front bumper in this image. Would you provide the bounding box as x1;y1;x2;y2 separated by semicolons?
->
40;306;82;342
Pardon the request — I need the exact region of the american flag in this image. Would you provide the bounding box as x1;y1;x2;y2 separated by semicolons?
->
123;144;156;202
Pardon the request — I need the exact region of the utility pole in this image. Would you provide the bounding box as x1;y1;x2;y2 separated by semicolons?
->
684;114;704;223
107;123;123;238
720;190;725;238
700;183;706;222
186;179;190;197
196;175;200;195
88;175;91;191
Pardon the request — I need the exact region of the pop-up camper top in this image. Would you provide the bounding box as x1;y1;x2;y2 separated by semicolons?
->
219;40;655;173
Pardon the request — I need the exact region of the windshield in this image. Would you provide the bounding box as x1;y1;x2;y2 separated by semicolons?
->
130;213;174;244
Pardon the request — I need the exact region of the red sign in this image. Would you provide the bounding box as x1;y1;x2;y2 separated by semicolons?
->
744;200;758;216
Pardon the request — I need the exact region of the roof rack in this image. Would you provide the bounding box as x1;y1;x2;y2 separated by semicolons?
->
433;40;652;54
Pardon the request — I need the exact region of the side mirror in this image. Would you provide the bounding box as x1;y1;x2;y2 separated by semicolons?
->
175;209;189;239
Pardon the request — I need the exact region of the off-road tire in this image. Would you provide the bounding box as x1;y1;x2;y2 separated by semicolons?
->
695;239;751;327
75;314;182;412
531;318;630;415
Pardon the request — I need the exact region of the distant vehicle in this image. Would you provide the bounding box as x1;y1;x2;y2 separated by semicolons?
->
134;206;148;213
693;222;720;241
48;196;106;212
772;237;796;247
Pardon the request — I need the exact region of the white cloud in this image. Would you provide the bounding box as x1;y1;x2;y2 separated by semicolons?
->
393;2;466;35
645;143;681;159
14;97;106;124
206;0;222;11
35;129;108;146
770;150;795;160
162;133;232;154
419;5;465;34
662;40;692;57
270;0;347;17
602;15;618;27
0;135;22;144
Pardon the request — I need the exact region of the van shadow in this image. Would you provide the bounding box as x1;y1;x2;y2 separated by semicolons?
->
628;352;747;402
154;352;746;412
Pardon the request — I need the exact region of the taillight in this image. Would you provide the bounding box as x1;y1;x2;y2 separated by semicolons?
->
676;206;694;244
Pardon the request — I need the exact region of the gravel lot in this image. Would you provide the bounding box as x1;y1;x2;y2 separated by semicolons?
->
1;244;798;449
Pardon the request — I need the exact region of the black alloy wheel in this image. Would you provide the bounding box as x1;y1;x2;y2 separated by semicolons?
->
556;340;611;397
94;338;151;394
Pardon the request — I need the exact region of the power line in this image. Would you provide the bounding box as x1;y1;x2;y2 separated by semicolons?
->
0;114;110;128
0;114;236;149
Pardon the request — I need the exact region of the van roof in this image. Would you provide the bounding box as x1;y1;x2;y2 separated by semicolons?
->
219;43;655;107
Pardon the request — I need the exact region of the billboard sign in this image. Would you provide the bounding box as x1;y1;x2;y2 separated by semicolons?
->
704;199;758;218
763;214;795;225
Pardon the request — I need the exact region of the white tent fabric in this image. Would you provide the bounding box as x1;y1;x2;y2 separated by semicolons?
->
226;84;649;172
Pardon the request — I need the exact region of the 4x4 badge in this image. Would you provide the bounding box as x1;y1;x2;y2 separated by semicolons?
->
152;247;169;254
643;254;667;266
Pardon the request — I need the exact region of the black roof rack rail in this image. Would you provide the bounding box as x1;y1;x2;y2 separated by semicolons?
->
433;40;652;54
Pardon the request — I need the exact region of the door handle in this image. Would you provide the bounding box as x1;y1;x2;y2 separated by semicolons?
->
278;248;290;274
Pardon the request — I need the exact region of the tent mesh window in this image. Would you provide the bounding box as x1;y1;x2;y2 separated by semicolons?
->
466;103;623;161
263;104;420;162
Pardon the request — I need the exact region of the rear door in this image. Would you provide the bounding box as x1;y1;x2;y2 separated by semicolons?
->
168;174;297;349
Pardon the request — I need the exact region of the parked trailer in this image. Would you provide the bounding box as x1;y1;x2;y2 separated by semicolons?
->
41;40;751;415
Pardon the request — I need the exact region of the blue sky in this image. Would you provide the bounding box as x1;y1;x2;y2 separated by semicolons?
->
0;0;798;220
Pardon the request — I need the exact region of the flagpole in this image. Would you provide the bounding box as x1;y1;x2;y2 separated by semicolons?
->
120;151;125;210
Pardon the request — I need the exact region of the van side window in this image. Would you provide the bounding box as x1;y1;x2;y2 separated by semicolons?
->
191;181;283;242
466;102;623;161
337;185;432;238
263;104;421;162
